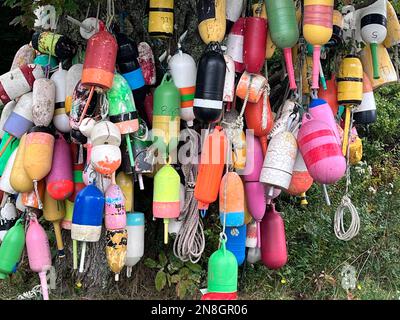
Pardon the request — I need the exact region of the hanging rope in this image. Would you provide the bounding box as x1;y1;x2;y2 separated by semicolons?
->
334;109;360;241
173;130;205;263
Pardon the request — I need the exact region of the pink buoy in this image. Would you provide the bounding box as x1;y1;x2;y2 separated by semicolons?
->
105;177;127;230
297;113;346;184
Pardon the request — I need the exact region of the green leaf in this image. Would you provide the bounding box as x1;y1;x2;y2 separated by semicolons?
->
178;267;190;278
185;262;202;273
144;258;158;269
155;270;167;292
171;274;180;284
158;252;168;267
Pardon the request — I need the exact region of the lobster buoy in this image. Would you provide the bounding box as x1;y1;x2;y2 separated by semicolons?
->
0;132;19;177
194;46;226;123
329;10;344;46
298;113;346;184
226;18;245;74
46;133;73;200
246;220;257;248
287;151;314;196
24;126;55;208
82;30;117;90
68;143;85;202
43;190;65;257
318;75;339;115
115;33;146;107
337;55;363;105
360;0;387;79
0;101;15;138
226;225;246;266
260;204;287;269
0;218;25;279
0;149;18;195
116;172;133;212
219;172;245;227
354;73;377;124
11;44;35;70
51;64;70;133
245;92;273;137
65;64;83;115
309;98;341;144
194;126;227;211
10;134;33;193
91;144;121;176
260;131;297;195
148;0;174;38
242;134;266;247
223;55;236;109
72;184;105;272
383;1;400;48
243;16;267;74
152;73;180;158
138;42;156;86
105;181;127;231
251;3;276;60
126;212;145;277
106;229;127;281
32;78;55;127
0;64;44;107
0;202;17;242
207;239;238;294
168;50;197;126
153;164;180;244
236;72;267;103
31;31;76;60
26;217;52;300
303;0;334;89
197;0;226;44
226;0;243;33
265;0;299;90
133;130;154;183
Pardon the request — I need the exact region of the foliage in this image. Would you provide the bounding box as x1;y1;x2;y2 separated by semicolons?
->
144;251;205;299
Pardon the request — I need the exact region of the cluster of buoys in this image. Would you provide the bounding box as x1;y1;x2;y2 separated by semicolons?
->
0;0;399;301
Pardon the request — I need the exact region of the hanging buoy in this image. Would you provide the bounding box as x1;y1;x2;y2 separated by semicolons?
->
287;151;314;196
68;143;85;202
148;0;174;38
126;212;145;277
116;172;133;212
105;229;127;281
245;91;274;137
297;113;346;184
329;10;344;46
46;133;73;200
265;0;299;90
309;98;341;144
0;202;17;242
24;126;55;209
51;63;70;133
251;3;276;60
219;172;245;227
153;164;180;244
0;64;44;107
226;18;245;74
65;64;83;115
10;134;34;193
233;131;246;171
260;131;297;196
223;55;235;110
82;30;117;90
33;54;58;70
138;42;156;86
0;133;19;177
226;225;246;266
360;0;387;79
32;78;55;127
243;16;267;74
226;0;243;33
260;204;287;269
10;44;35;71
152;73;180;159
383;1;400;48
91;144;121;176
31;31;76;60
133;131;154;186
0;218;25;279
0;101;16;139
0;149;18;195
303;0;334;89
246;220;257;249
194;126;227;212
194;45;226;123
43;190;66;257
337;55;363;105
247;247;261;264
207;239;238;294
72;184;105;273
318;75;339;116
168;51;197;126
105;181;127;231
26;216;52;300
242;134;266;247
197;0;226;44
354;73;377;124
236;72;267;103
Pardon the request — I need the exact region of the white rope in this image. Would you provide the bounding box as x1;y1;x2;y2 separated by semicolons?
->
17;285;42;300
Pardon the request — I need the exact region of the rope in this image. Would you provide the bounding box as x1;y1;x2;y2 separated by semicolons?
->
173;130;205;263
334;109;360;241
17;285;42;300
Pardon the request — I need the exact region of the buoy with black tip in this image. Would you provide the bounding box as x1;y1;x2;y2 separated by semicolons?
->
197;0;226;44
0;201;18;242
193;43;226;123
32;31;76;60
226;0;243;33
354;73;377;124
51;63;70;133
148;0;174;38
